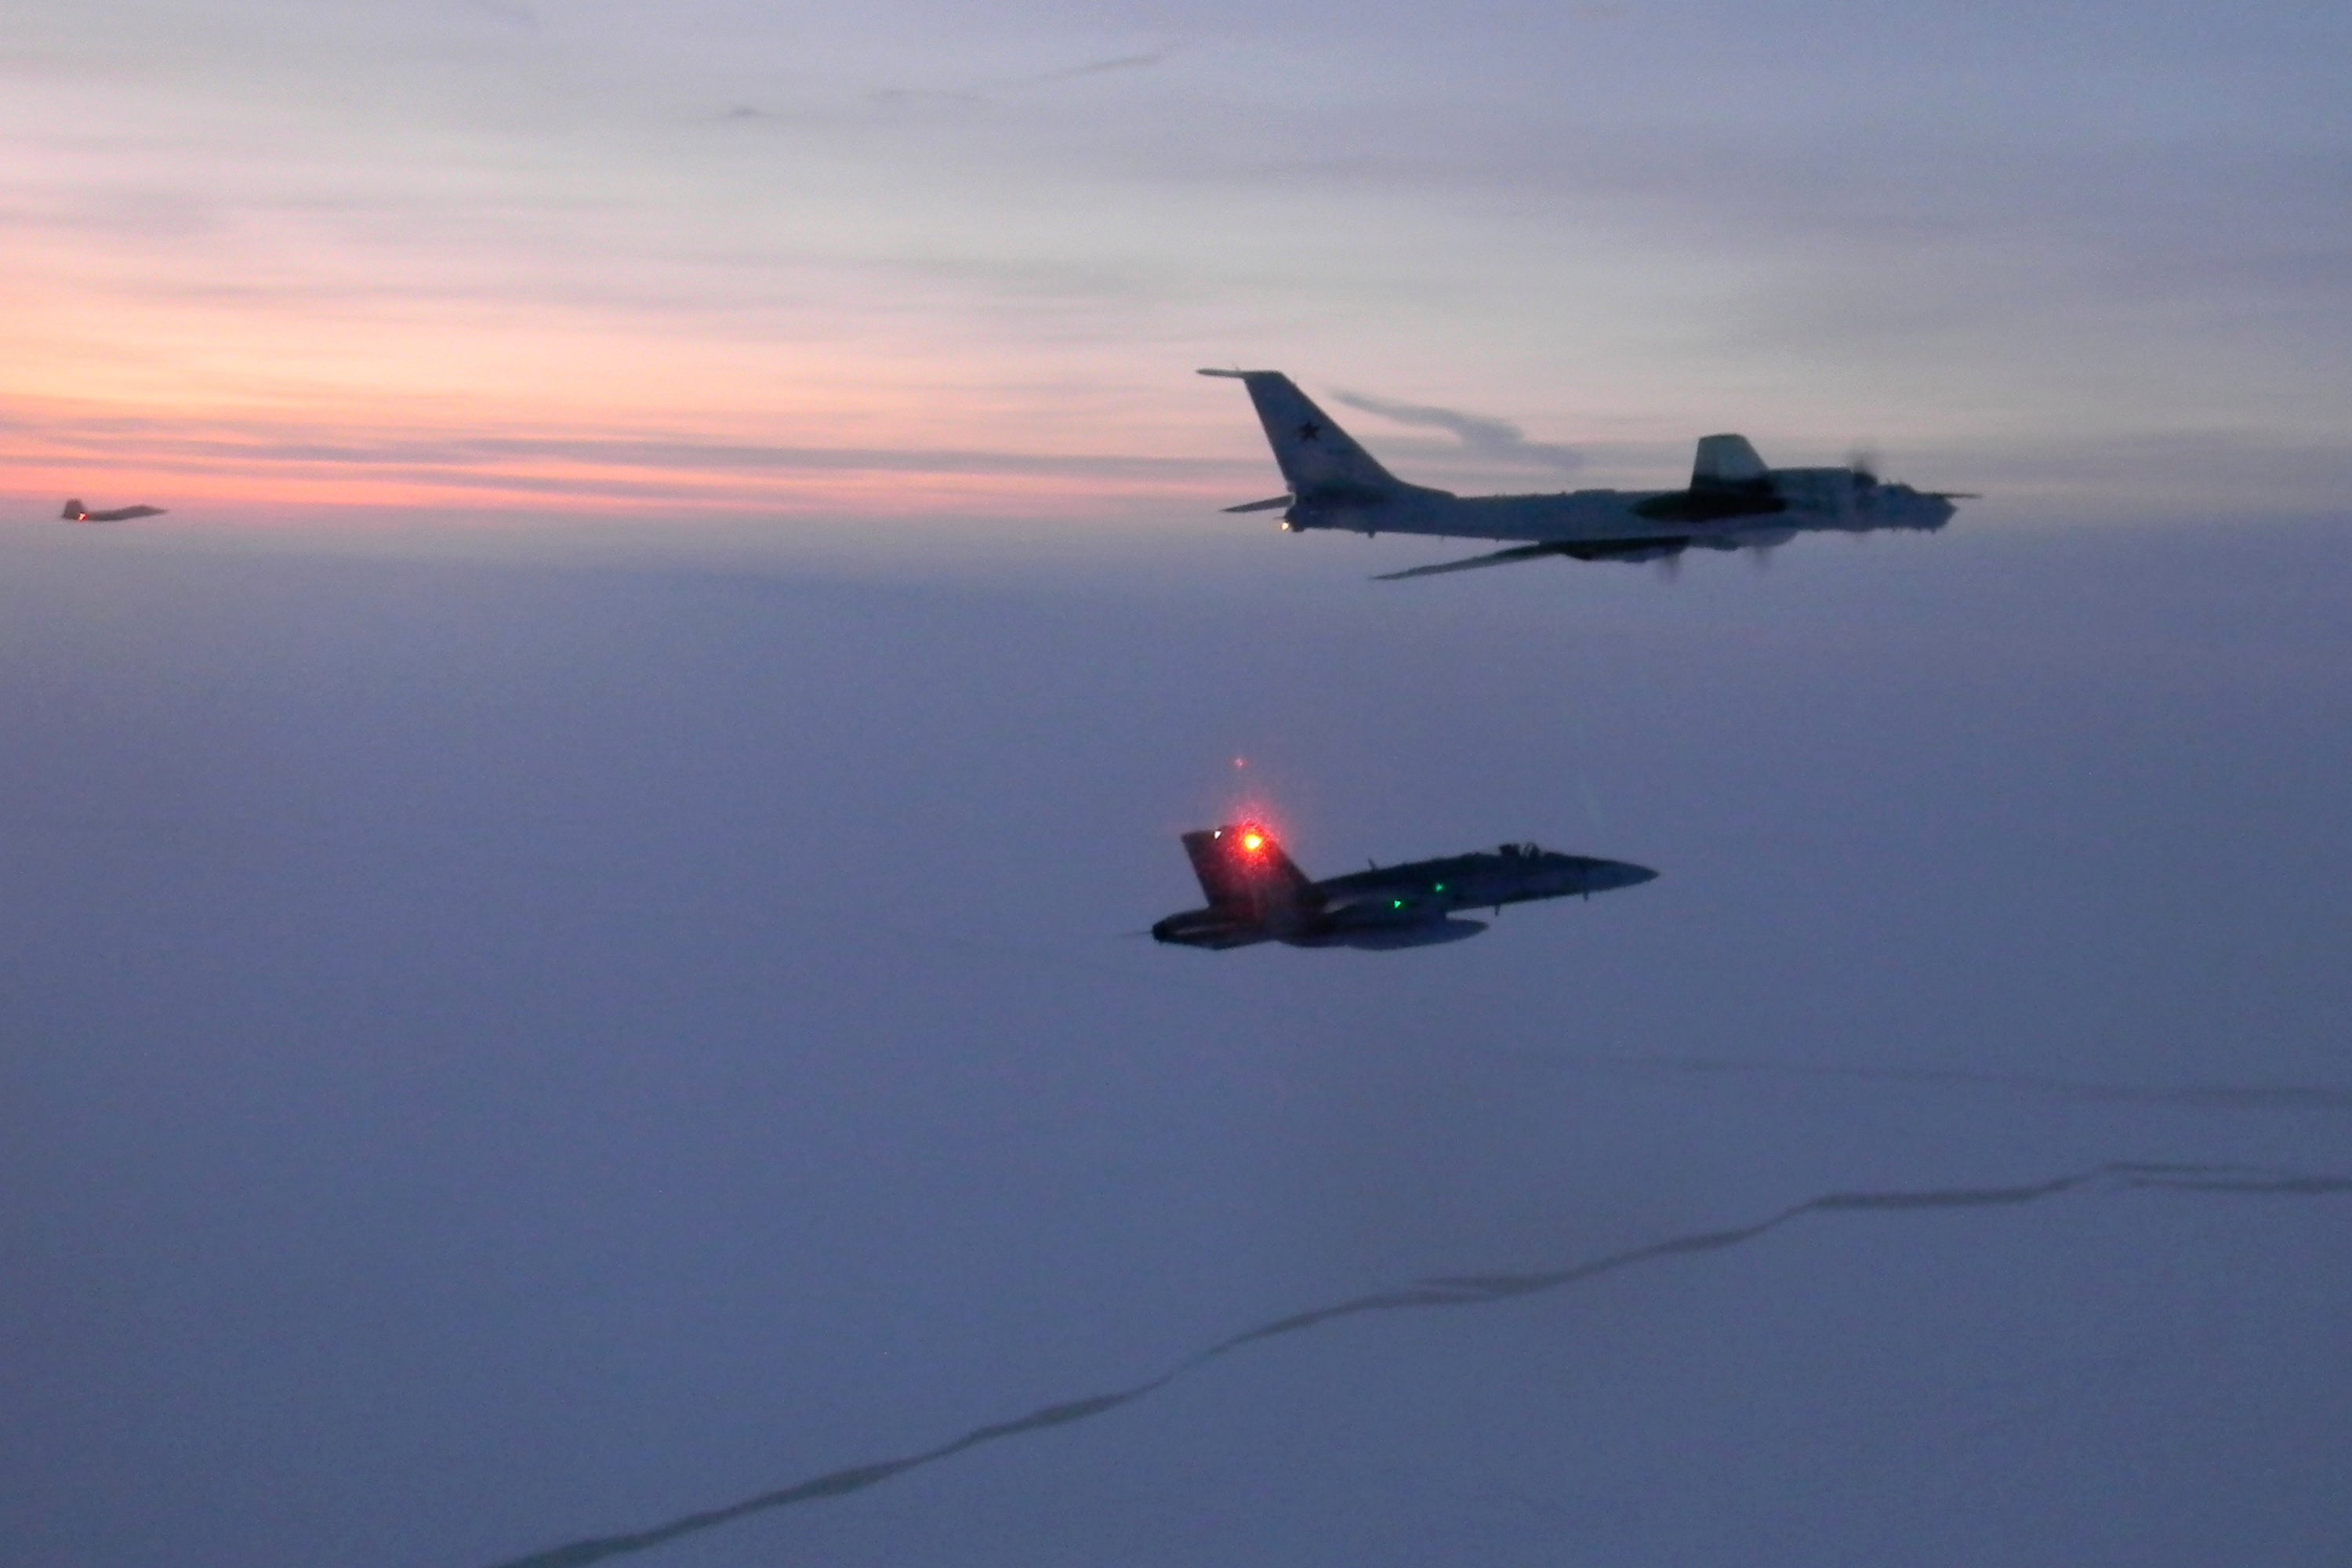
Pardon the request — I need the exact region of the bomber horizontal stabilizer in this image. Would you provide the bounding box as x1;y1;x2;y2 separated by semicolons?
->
1223;495;1293;513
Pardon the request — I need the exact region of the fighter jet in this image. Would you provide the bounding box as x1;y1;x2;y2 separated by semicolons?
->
1152;822;1657;950
1201;369;1971;579
62;498;165;523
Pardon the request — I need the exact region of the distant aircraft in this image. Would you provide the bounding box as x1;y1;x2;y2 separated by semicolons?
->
62;498;165;523
1152;822;1656;950
1201;369;1972;579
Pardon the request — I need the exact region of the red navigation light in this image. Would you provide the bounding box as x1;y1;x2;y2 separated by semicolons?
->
1240;831;1265;854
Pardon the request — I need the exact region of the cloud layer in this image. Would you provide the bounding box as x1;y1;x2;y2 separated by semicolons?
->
488;1161;2352;1568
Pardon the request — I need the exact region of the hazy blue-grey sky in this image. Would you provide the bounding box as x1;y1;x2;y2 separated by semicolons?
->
6;3;2352;1565
5;1;2350;516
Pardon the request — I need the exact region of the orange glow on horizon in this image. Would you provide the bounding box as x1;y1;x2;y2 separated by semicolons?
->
0;160;1265;525
0;397;1252;523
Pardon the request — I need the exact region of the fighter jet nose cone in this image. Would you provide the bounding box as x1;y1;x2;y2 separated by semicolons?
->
1600;861;1659;890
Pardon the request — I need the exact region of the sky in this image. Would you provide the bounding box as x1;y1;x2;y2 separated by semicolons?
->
5;5;2352;1568
5;0;2352;521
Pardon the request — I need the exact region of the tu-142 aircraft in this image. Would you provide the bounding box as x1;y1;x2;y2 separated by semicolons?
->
1201;369;1971;579
62;498;166;523
1152;822;1656;951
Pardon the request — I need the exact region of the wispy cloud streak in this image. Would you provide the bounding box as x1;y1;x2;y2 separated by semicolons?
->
0;411;1258;514
866;44;1180;109
1549;1052;2352;1112
16;425;1237;481
1023;47;1181;85
481;1160;2350;1568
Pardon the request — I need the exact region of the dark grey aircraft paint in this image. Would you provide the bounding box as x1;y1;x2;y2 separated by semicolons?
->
60;496;166;522
1152;823;1656;950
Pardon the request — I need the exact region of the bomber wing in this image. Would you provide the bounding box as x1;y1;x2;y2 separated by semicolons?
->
1375;537;1690;580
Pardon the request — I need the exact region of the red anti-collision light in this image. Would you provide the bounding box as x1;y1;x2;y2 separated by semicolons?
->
1240;832;1265;853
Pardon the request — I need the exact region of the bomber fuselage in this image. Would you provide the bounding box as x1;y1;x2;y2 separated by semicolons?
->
1283;473;1954;554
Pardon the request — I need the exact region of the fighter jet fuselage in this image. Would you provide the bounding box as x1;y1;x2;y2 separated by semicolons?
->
1202;370;1968;579
1152;823;1657;951
62;498;165;523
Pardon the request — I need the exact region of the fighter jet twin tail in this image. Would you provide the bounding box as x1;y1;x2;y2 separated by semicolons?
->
1156;369;1971;951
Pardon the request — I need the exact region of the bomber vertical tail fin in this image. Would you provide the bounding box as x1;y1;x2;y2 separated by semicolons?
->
1690;434;1768;490
1200;370;1408;503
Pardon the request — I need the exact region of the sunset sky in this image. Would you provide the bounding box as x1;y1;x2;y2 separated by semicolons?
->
9;9;2352;1568
8;0;2349;522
